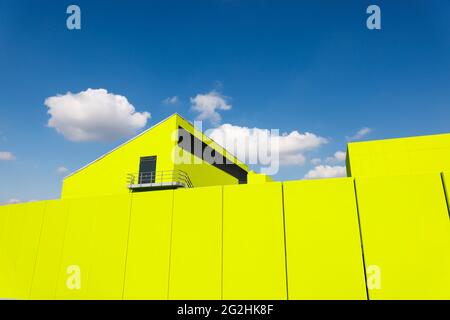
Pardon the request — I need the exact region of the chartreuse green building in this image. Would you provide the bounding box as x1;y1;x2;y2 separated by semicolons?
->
0;113;449;300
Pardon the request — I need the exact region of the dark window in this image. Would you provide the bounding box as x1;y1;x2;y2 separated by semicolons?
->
139;156;157;184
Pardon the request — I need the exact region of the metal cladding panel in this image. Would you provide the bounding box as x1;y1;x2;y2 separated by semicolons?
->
0;202;46;299
0;204;10;298
54;198;97;299
30;200;70;299
123;190;174;299
347;133;450;178
54;195;131;299
222;182;287;299
169;186;222;299
87;195;131;299
355;173;450;299
283;178;367;300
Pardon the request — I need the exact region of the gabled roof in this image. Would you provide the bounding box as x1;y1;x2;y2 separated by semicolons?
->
64;114;180;179
64;113;248;179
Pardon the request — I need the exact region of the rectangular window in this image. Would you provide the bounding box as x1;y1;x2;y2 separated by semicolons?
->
139;156;157;184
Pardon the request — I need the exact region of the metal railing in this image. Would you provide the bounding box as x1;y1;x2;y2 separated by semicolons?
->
127;170;193;189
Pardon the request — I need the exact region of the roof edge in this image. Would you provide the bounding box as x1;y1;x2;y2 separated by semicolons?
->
64;112;250;180
347;132;450;147
63;113;179;179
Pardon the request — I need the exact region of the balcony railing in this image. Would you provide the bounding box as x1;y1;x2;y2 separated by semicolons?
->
127;170;193;190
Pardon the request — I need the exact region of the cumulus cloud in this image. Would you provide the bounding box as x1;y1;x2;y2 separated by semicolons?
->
279;153;306;166
2;198;40;205
310;151;347;166
207;123;327;170
304;165;347;179
333;150;347;162
45;88;150;142
5;198;21;204
322;150;346;164
346;127;372;141
309;150;346;169
190;91;231;125
56;166;69;175
0;151;15;161
163;96;179;105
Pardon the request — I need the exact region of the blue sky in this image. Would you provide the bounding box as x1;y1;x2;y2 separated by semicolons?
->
1;0;449;203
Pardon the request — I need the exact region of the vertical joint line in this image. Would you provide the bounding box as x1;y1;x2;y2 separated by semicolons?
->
121;193;135;300
28;201;48;299
221;186;224;300
281;183;289;300
440;173;450;219
353;179;370;300
166;190;176;299
53;200;72;299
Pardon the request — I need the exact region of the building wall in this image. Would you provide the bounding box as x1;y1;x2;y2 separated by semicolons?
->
61;116;178;199
1;174;449;300
169;186;222;299
223;183;287;299
174;116;248;187
347;133;450;178
247;171;274;184
123;190;173;299
176;116;248;174
61;114;249;198
283;178;367;300
0;201;46;299
175;157;239;187
355;173;450;299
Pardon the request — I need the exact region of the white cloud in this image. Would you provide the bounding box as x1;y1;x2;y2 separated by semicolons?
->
333;151;347;162
323;150;347;164
1;198;40;205
304;165;347;179
163;96;179;105
207;124;328;168
346;127;372;141
56;166;69;175
310;150;346;166
0;151;15;161
190;91;231;125
5;198;21;204
45;88;151;142
279;153;306;166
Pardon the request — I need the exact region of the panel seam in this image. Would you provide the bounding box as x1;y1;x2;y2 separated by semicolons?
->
121;193;135;300
53;200;72;299
353;179;370;300
440;172;450;219
221;185;224;300
28;202;48;299
166;190;176;299
281;183;289;300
